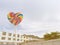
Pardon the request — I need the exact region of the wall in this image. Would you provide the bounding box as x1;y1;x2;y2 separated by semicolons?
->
21;39;60;45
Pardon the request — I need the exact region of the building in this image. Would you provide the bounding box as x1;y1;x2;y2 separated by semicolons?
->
22;34;40;42
0;31;40;45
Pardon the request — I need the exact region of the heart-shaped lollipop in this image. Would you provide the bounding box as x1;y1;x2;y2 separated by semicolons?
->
7;12;23;26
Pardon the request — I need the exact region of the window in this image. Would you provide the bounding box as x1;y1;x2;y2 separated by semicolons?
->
1;37;6;40
2;32;6;35
8;38;11;40
24;36;25;38
17;39;19;41
8;33;12;36
13;34;16;37
17;34;19;37
13;38;16;40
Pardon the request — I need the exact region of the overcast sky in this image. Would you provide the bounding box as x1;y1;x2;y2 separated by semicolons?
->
0;0;60;37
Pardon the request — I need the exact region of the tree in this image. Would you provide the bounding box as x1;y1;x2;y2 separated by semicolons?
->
44;32;60;40
44;33;51;40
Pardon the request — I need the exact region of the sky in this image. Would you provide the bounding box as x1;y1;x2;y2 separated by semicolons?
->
0;0;60;37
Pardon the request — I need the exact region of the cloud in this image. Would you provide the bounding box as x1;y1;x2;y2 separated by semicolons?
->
1;0;60;37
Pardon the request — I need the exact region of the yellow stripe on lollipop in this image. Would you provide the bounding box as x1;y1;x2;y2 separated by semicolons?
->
8;14;11;19
19;16;23;18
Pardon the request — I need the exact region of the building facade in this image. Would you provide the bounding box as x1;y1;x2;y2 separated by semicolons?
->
0;31;40;45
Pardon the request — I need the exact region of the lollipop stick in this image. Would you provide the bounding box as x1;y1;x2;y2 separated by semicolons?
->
14;26;17;45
